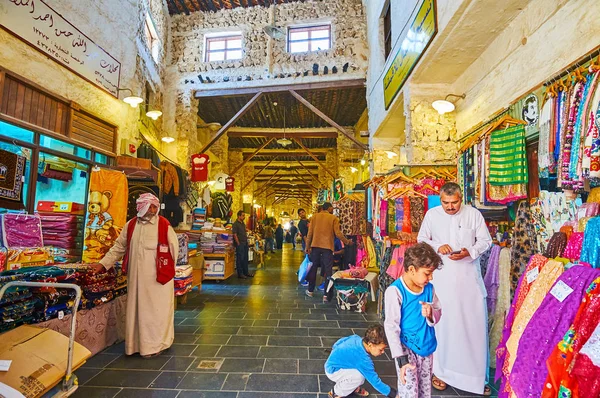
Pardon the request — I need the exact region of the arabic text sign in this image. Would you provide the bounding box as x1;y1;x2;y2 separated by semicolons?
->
0;0;121;97
383;0;437;110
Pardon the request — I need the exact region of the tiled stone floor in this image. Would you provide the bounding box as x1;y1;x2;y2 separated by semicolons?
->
72;244;499;398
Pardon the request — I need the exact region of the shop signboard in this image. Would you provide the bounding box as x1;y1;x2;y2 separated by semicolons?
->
383;0;437;110
0;0;121;97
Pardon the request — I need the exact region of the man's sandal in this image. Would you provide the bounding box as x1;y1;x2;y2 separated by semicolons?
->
354;386;369;396
327;391;342;398
483;385;492;396
432;375;447;391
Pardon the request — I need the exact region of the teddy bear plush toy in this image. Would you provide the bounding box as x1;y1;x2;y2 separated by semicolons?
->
86;190;114;243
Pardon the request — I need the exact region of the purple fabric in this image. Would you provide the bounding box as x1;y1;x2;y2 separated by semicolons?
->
395;198;404;233
510;266;600;398
2;213;43;248
483;245;502;315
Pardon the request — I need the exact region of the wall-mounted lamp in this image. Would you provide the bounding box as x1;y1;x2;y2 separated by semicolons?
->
385;150;398;159
118;88;144;108
147;110;163;120
161;136;175;143
350;166;358;173
432;94;466;115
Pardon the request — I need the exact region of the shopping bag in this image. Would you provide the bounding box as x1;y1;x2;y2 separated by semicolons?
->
298;254;313;282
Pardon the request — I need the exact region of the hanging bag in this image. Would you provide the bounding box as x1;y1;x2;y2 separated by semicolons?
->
297;254;313;282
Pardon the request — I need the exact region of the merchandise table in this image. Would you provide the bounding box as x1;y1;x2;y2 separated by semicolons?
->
326;271;380;302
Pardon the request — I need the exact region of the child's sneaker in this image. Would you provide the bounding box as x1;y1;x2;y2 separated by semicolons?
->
305;290;313;297
301;281;309;287
317;282;325;291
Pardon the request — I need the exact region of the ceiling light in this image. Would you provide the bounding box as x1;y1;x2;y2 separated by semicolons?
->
385;150;398;159
360;159;366;166
277;137;292;147
350;167;358;173
123;96;143;108
431;93;465;115
162;136;175;143
146;110;163;120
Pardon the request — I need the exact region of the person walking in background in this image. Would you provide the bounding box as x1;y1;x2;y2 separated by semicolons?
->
290;221;299;250
90;193;178;358
232;210;254;279
417;182;492;395
384;242;443;398
305;202;352;301
275;223;284;250
263;220;275;254
298;208;309;252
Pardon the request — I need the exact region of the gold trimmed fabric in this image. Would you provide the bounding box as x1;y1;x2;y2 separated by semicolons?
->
488;125;528;186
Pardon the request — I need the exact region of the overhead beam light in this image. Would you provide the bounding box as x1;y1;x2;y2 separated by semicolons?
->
432;94;465;115
146;110;163;120
162;136;175;143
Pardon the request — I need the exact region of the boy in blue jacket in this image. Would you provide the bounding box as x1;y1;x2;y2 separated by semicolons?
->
325;325;397;398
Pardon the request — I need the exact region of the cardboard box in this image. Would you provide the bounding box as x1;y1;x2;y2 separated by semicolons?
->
36;201;85;215
6;248;53;271
0;326;91;398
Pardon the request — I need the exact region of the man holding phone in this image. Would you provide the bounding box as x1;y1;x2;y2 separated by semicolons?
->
417;182;492;396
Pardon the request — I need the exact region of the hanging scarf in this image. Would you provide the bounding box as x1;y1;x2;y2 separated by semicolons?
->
543;232;568;258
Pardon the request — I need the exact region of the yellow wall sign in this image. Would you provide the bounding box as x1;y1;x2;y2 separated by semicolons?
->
383;0;438;110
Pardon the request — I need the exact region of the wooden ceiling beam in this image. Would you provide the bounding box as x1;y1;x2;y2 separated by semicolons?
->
177;0;191;14
167;0;181;13
241;156;277;192
231;137;274;175
229;131;338;139
296;159;326;188
199;91;263;153
293;169;318;192
292;138;336;180
288;89;367;150
195;79;365;98
254;172;284;195
241;148;328;154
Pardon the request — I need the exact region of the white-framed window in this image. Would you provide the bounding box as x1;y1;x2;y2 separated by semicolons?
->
204;33;243;62
144;13;160;63
287;24;331;53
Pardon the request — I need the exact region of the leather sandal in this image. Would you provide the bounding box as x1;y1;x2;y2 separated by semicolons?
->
432;375;447;391
354;386;369;396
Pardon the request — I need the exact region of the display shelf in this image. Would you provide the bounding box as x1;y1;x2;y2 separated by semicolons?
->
202;249;235;281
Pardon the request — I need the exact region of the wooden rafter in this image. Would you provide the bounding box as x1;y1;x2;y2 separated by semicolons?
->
254;171;284;194
231;137;274;175
177;0;190;14
296;159;325;187
288;89;367;150
199;91;263;153
195;79;365;98
293;169;318;192
292;138;336;180
241;156;277;192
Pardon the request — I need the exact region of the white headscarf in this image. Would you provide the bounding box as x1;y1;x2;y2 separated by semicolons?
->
136;193;160;217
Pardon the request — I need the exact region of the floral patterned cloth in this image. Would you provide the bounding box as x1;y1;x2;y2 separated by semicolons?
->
510;201;537;296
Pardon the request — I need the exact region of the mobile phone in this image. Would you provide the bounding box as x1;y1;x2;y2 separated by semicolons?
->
449;250;461;255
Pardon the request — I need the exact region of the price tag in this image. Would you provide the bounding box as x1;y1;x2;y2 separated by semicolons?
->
101;297;107;302
526;267;539;284
0;360;12;372
21;176;25;183
58;311;64;320
160;203;165;209
550;280;574;302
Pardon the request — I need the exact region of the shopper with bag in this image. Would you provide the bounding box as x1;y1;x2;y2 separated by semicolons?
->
90;193;179;358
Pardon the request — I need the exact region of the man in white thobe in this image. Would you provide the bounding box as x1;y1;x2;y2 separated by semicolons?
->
92;193;178;358
417;182;492;395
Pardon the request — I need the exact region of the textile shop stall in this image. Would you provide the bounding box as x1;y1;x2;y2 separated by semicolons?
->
456;51;600;397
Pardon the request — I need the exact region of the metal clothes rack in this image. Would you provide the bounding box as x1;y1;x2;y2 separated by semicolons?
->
0;281;82;398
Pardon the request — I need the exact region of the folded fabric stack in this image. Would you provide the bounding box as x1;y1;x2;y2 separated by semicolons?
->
1;214;44;248
200;232;216;254
114;266;127;297
38;214;85;263
188;242;198;258
174;264;192;296
78;267;117;309
214;233;233;253
177;233;189;265
0;274;35;333
191;208;206;230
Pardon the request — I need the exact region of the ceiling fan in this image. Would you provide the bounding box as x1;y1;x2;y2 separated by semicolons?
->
263;0;286;40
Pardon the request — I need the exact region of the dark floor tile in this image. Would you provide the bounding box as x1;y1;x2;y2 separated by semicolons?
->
114;388;179;398
188;357;225;372
239;394;317;398
190;345;221;357
310;309;339;315
292;313;326;320
179;318;215;326
213;319;255;327
318;374;334;393
278;320;300;327
245;373;319;392
196;326;240;335
325;314;366;321
175;325;199;333
102;342;125;355
82;353;120;368
238;326;275;335
273;327;309;336
75;368;102;385
258;346;309;359
268;313;292;320
352;328;368;337
177;372;228;390
161;356;195;371
216;345;260;358
263;358;298;374
222;373;250;390
321;337;341;348
308;347;332;360
308;328;353;337
219;358;265;373
298;359;326;374
374;360;397;376
71;386;121;398
161;344;197;356
252;319;279;327
173;334;199;344
107;355;170;370
175;310;201;318
178;392;237;398
195;334;231;345
227;335;268;346
87;370;160;388
268;336;322;347
338;321;380;329
300;320;339;328
217;312;247;319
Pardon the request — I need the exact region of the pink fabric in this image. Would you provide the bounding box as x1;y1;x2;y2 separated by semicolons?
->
386;245;412;280
563;232;585;261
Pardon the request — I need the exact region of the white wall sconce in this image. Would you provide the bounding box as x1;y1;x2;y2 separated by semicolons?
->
432;94;466;115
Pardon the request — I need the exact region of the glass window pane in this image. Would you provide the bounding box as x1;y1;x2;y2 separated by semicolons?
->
227;39;241;49
209;40;225;50
311;29;330;39
39;135;91;160
209;51;225;61
226;50;242;60
290;31;309;40
94;153;109;165
311;39;330;51
290;41;309;53
0;121;34;143
35;152;89;206
0;141;31;212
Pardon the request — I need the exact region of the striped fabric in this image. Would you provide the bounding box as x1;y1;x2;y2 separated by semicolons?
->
488;125;528;186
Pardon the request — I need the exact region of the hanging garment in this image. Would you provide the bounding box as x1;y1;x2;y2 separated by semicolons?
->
409;197;425;233
542;275;600;398
538;98;553;174
581;217;600;268
488;125;528;186
563;232;584;261
387;199;395;235
511;267;600;398
0;149;25;210
543;232;568;258
379;199;388;237
509;200;537;296
83;168;129;263
386;245;406;280
489;247;511;368
483;245;502;316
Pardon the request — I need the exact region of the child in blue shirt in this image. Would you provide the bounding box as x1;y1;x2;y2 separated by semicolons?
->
384;242;443;398
325;325;397;398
